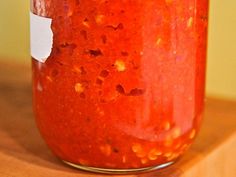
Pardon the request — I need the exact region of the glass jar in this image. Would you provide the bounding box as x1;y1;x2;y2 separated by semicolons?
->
30;0;208;174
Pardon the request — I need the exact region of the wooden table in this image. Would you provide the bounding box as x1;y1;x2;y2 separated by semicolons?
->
0;62;236;177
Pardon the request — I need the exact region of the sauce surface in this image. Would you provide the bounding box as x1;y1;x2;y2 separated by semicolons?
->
32;0;208;169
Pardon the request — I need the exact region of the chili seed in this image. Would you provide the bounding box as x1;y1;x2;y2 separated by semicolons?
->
164;152;173;158
100;144;112;156
189;129;196;139
163;121;171;131
73;66;82;73
174;142;181;149
136;151;146;158
132;143;142;153
167;153;179;161
156;38;162;46
75;83;84;93
96;14;105;24
180;144;191;152
79;159;89;165
115;60;126;72
148;149;160;161
187;17;193;28
172;127;181;139
67;10;73;17
46;76;53;82
141;158;149;164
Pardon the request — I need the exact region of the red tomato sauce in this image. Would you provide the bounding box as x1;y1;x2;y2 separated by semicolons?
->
31;0;208;169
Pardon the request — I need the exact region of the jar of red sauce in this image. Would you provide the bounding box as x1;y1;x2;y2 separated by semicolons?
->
30;0;208;174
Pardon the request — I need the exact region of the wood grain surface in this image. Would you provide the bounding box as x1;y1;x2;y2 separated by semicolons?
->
0;62;235;177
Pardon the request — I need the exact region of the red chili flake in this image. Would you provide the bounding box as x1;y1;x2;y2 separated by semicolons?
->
128;88;145;96
116;84;125;94
106;23;124;30
88;49;103;57
100;70;109;77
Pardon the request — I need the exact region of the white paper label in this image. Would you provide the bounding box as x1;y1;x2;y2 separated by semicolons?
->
30;12;53;63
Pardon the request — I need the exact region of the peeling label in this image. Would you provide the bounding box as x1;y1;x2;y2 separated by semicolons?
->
30;12;53;63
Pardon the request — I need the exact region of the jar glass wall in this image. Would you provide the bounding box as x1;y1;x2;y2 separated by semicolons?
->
31;0;208;174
